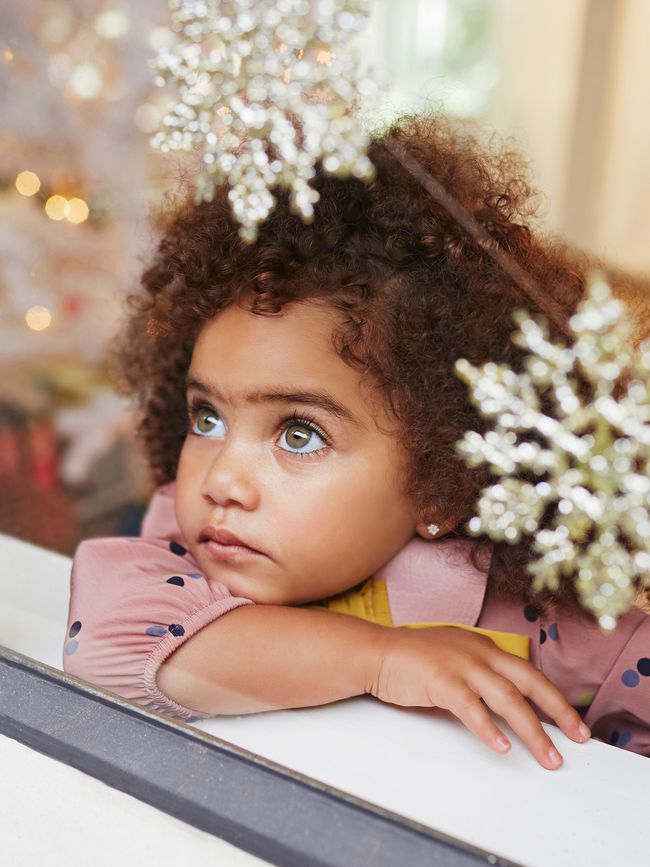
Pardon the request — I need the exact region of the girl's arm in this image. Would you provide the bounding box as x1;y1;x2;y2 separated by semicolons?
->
156;603;590;770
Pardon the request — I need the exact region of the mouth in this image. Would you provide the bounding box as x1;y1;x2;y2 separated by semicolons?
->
198;526;265;561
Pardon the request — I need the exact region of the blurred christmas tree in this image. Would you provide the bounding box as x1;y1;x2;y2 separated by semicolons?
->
0;1;176;551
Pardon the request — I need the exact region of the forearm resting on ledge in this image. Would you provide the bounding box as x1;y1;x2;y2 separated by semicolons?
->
156;604;386;716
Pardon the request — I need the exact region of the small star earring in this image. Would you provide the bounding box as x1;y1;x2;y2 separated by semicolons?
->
427;523;440;537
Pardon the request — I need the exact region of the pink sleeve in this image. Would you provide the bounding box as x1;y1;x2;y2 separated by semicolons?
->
62;485;254;721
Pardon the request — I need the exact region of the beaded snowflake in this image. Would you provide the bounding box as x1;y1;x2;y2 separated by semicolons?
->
150;0;377;242
455;276;650;630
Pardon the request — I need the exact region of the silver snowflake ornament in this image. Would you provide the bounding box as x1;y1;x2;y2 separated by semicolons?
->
455;276;650;630
150;0;378;242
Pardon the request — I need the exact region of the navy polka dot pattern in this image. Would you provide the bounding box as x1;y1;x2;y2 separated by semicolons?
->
144;623;186;638
608;730;633;748
637;657;650;676
141;570;207;643
621;669;641;688
62;486;650;749
64;641;79;656
64;620;82;656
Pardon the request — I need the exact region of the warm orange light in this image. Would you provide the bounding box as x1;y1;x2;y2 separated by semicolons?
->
16;171;41;196
317;50;335;66
45;195;70;220
66;197;89;223
25;306;52;331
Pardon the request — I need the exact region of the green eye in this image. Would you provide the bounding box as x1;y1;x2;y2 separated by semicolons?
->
191;406;225;438
279;422;326;454
196;409;215;432
284;425;312;449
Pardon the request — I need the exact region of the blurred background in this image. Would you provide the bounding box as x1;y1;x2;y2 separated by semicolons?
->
1;0;649;555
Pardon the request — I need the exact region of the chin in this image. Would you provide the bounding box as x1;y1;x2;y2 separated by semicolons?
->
204;570;291;606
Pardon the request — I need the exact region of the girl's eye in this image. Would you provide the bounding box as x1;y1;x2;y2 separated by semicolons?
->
187;400;328;456
278;419;328;456
190;405;226;438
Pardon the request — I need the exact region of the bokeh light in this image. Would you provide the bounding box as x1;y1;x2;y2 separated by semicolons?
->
94;10;130;40
38;6;74;44
45;195;69;220
67;64;103;99
133;102;162;133
25;306;53;331
148;26;174;50
66;198;90;223
16;171;41;196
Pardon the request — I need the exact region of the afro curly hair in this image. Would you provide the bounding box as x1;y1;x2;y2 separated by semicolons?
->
109;111;644;609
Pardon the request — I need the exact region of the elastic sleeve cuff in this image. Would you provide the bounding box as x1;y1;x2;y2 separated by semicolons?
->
142;596;254;720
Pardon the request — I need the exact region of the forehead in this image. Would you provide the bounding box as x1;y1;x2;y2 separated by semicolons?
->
189;301;379;419
194;300;336;365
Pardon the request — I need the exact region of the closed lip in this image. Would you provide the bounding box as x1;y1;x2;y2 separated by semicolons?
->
199;526;263;554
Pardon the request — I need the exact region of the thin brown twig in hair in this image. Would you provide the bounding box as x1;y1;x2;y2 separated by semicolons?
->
383;139;573;338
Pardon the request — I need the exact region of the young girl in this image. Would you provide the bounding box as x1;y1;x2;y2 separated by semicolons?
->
63;113;650;766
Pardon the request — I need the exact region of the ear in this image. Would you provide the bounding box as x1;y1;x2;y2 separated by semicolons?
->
414;513;463;540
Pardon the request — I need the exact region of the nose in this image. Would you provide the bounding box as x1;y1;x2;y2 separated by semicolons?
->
199;437;261;511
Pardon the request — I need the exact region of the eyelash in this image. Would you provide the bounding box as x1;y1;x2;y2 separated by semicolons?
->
185;398;331;458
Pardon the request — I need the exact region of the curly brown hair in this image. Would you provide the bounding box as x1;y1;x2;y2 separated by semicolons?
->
109;111;643;610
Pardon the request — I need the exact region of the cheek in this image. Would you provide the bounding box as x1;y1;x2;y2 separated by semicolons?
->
334;449;408;521
176;437;204;483
174;443;200;527
174;446;190;495
285;454;414;580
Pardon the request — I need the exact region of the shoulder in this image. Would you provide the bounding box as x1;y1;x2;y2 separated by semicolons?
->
374;536;492;626
139;481;181;540
374;536;491;586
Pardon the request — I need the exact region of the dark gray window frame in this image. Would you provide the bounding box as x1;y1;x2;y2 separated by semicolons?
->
1;644;516;866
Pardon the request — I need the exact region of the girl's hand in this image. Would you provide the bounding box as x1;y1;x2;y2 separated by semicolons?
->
367;625;590;770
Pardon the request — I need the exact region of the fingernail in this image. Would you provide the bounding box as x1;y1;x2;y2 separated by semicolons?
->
496;735;511;752
548;747;562;765
578;723;591;740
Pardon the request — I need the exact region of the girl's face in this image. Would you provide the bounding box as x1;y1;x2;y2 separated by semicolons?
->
175;300;422;605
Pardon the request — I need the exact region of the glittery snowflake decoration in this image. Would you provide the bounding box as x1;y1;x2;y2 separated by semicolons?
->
150;0;378;242
455;276;650;631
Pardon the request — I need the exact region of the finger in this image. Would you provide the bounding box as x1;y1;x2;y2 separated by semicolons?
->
444;683;514;757
467;668;564;770
490;655;591;744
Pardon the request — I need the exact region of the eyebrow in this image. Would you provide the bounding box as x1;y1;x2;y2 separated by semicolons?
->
185;375;363;427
